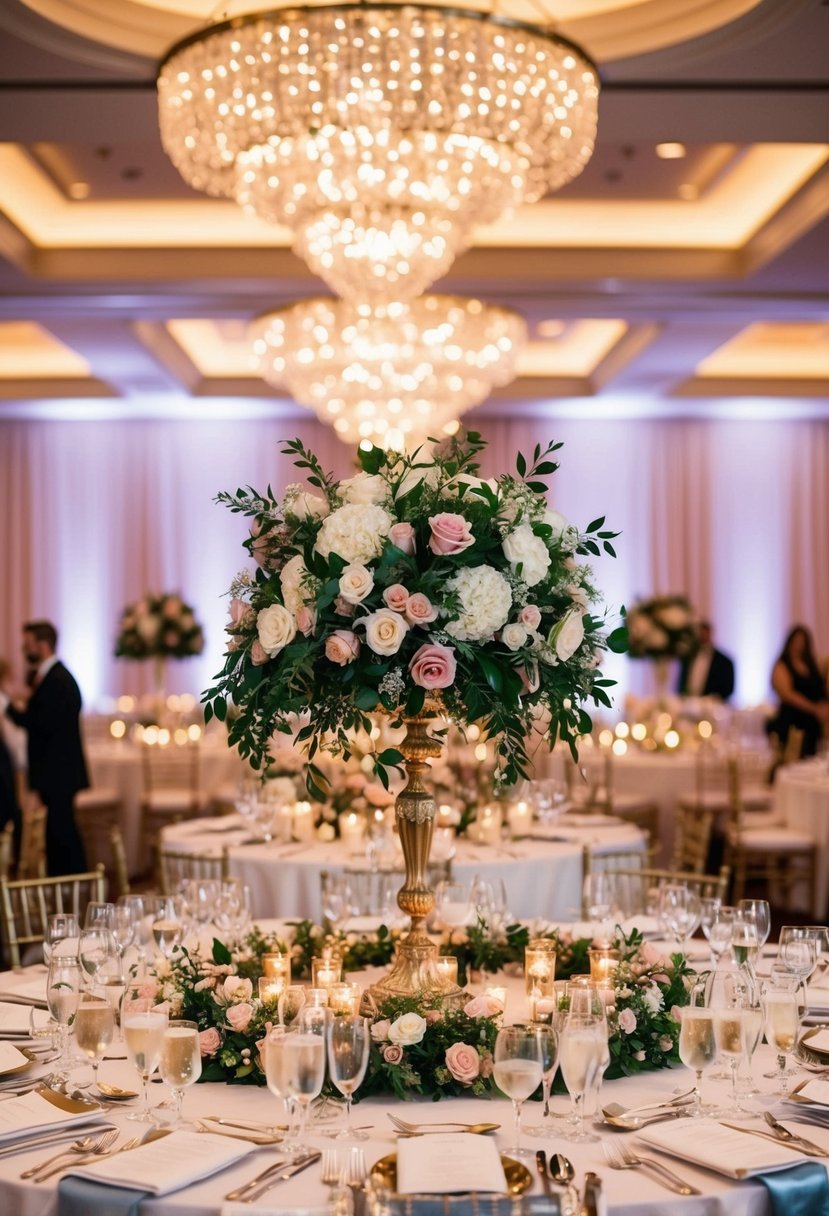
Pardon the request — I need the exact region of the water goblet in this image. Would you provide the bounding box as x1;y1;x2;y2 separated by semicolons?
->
74;994;115;1093
558;1011;608;1143
159;1020;202;1127
737;900;771;950
434;880;471;936
272;1028;326;1155
84;901;115;930
79;927;117;989
493;1025;544;1158
151;896;185;959
122;998;168;1122
327;1014;371;1141
778;925;817;1017
582;872;614;932
700;901;733;966
523;1022;561;1138
43;913;79;965
46;954;83;1080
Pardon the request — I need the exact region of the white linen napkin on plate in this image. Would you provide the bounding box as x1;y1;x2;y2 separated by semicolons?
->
0;1001;50;1035
637;1118;807;1178
67;1130;257;1194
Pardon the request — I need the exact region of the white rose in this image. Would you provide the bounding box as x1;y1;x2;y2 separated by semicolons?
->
361;608;409;657
502;523;551;588
338;564;374;605
501;622;528;651
257;604;297;656
444;566;512;643
548;609;585;662
314;503;392;566
281;489;330;521
280;554;311;614
543;508;569;536
387;1011;427;1046
339;473;390;506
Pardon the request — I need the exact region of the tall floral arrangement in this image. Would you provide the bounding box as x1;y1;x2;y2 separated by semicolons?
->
115;593;204;659
625;595;697;660
204;431;624;797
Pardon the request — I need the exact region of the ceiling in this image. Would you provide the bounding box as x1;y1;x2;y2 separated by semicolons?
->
0;0;827;428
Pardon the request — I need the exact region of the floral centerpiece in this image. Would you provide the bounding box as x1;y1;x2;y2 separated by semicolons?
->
115;593;204;660
625;595;697;660
204;430;624;795
130;922;691;1093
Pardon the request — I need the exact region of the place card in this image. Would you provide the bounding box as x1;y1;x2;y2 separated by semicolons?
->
69;1130;257;1194
397;1134;508;1194
637;1119;807;1178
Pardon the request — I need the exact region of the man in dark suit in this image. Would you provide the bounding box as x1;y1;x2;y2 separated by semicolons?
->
678;620;735;702
0;621;88;874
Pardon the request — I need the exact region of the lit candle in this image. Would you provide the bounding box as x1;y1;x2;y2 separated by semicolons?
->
435;956;459;987
258;975;284;1004
262;952;291;986
311;957;342;989
339;812;364;854
476;804;502;847
588;947;620;991
292;800;315;842
507;800;532;837
328;982;361;1015
524;941;556;999
306;987;330;1008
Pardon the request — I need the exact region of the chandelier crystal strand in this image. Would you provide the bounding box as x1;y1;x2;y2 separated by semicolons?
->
158;6;599;303
250;295;526;446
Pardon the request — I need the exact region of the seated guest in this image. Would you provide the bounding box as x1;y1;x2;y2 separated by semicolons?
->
769;624;829;759
678;620;735;701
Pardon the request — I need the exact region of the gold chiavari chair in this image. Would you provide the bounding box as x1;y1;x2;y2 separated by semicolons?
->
582;845;729;919
0;866;106;969
157;845;229;895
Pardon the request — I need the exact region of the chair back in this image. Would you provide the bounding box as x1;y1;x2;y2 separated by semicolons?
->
158;846;228;895
582;845;728;918
0;867;106;969
671;804;716;873
141;742;200;802
0;826;13;882
17;799;47;880
782;726;805;766
74;789;124;894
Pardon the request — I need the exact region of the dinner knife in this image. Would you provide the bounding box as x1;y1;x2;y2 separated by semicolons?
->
720;1122;829;1157
224;1150;321;1202
581;1171;602;1216
535;1150;553;1201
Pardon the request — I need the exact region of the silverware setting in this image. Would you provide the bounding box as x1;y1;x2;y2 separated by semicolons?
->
720;1120;829;1158
0;1122;116;1160
602;1140;700;1195
386;1114;500;1135
24;1127;119;1182
224;1150;321;1203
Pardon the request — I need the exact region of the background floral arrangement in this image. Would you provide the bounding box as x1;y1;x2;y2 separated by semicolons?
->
115;592;205;659
625;595;697;660
130;921;690;1091
204;431;624;798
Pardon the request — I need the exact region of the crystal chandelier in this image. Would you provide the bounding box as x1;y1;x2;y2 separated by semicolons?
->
158;6;599;304
250;295;526;446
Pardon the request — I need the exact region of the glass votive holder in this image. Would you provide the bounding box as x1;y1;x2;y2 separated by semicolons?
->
258;975;284;1005
529;991;558;1025
435;956;459;987
328;982;362;1016
524;941;556;998
588;947;620;987
262;952;291;985
306;987;330;1008
311;957;342;989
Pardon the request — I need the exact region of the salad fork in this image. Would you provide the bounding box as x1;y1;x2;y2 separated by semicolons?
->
29;1128;120;1182
602;1140;700;1195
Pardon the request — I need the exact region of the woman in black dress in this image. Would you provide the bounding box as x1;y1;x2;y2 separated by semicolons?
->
770;625;829;758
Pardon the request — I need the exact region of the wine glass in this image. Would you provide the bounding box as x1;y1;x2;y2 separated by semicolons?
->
762;984;800;1096
108;904;136;961
118;895;150;970
731;911;760;974
74;994;115;1093
434;880;471;935
737;900;771;952
493;1025;544;1158
558;1011;608;1143
523;1022;560;1138
700;901;733;966
84;901;115;930
46;955;83;1080
582;872;614;930
43;913;79;965
189;879;221;928
264;1025;299;1156
122;998;168;1122
678;1005;717;1117
327;1015;371;1141
159;1020;202;1127
659;883;701;952
151;896;185;959
271;1029;326;1155
79;927;117;988
778;925;817;1017
321;875;351;934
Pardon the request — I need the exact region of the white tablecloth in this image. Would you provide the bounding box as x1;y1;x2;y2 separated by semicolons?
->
161;818;646;922
775;758;829;918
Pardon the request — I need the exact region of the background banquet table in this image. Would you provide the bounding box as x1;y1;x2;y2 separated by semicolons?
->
0;962;817;1216
160;817;647;922
775;758;829;918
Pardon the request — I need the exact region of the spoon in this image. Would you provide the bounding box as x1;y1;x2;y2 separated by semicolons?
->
548;1152;575;1186
601;1103;690;1130
97;1083;138;1101
609;1090;695;1117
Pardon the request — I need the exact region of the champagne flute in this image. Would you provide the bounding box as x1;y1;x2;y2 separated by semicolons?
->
122;998;168;1122
678;1006;717;1117
118;895;149;971
275;1029;326;1154
713;1003;754;1117
524;1022;561;1138
731;912;760;973
327;1015;370;1141
278;985;307;1028
46;955;83;1080
159;1020;202;1127
493;1025;544;1157
74;995;115;1093
762;985;800;1096
558;1011;608;1143
108;904;136;962
264;1025;299;1157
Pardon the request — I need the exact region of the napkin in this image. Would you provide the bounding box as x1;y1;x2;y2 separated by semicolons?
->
397;1135;508;1195
0;1089;106;1143
802;1029;829;1054
0;1001;50;1035
65;1129;257;1194
0;1042;31;1074
792;1079;829;1106
754;1163;829;1216
637;1118;808;1178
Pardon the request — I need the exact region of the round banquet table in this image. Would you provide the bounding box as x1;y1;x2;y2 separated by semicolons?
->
160;816;647;923
0;961;818;1216
774;758;829;918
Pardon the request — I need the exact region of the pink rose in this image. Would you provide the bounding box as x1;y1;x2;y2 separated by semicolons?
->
651;973;670;985
334;595;356;617
228;598;254;629
445;1042;481;1085
249;519;277;569
383;584;410;613
520;605;541;630
463;994;503;1019
670;1005;684;1023
479;1050;494;1079
428;512;475;556
383;1043;404;1065
132;978;158;1001
618;1008;637;1034
295;604;317;636
199;1027;222;1057
389;522;416;555
251;639;269;666
371;1019;391;1042
425;1009;443;1025
409;643;457;690
325;630;360;666
226;1001;254;1032
405;593;438;626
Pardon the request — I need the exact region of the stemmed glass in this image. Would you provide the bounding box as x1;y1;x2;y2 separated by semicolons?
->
43;914;79;965
558;1010;608;1143
108;904;136;962
74;994;115;1093
264;1025;299;1156
730;911;760;974
188;879;221;929
493;1025;544;1158
582;872;614;932
659;884;701;953
327;1015;371;1141
278;986;307;1028
524;1022;560;1138
762;984;800;1095
151;896;185;959
118;895;150;971
122;998;168;1122
700;902;734;967
84;901;115;930
46;954;83;1080
711;983;759;1119
79;927;117;989
470;876;509;934
778;925;817;1017
321;875;351;934
434;880;471;936
737;900;771;953
269;1028;326;1155
678;1004;717;1117
159;1020;202;1127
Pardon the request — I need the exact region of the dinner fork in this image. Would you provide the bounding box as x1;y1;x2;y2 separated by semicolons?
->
602;1140;700;1195
345;1146;367;1216
387;1114;494;1134
20;1128;118;1179
28;1128;120;1182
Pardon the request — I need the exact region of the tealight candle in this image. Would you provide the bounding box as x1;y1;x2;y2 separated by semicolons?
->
258;976;284;1004
529;994;557;1025
588;947;620;988
435;956;459;987
476;804;502;847
524;941;556;999
262;952;291;986
311;957;342;989
328;982;361;1015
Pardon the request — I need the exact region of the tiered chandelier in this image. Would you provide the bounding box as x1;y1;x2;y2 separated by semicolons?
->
251;295;526;446
157;5;599;305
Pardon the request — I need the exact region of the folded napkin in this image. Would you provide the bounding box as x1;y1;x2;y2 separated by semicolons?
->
0;1088;105;1144
58;1178;151;1216
64;1129;256;1194
754;1163;829;1216
637;1118;809;1179
0;1001;50;1035
793;1079;829;1107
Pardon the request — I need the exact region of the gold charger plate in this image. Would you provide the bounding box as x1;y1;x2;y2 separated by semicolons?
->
0;1046;36;1078
797;1026;829;1064
371;1154;532;1197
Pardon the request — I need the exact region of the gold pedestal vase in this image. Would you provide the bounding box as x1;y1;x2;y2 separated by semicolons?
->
364;709;466;1013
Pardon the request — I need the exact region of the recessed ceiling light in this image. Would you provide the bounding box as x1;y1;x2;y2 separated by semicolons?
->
536;319;566;339
68;181;90;200
678;183;699;200
656;142;686;159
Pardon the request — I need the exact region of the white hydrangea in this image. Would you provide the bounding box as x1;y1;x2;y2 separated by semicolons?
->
502;523;551;587
280;554;312;614
444;566;513;642
314;503;392;565
642;983;664;1014
339;472;390;506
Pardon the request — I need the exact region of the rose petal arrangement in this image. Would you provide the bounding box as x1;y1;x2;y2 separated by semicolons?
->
204;431;625;794
115;592;205;659
625;594;698;660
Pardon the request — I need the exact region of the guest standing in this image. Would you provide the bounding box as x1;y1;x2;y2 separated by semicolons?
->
0;621;88;874
678;620;735;701
0;659;21;863
769;624;829;759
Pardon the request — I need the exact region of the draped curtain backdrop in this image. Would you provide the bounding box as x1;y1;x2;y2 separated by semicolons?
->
1;414;828;711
